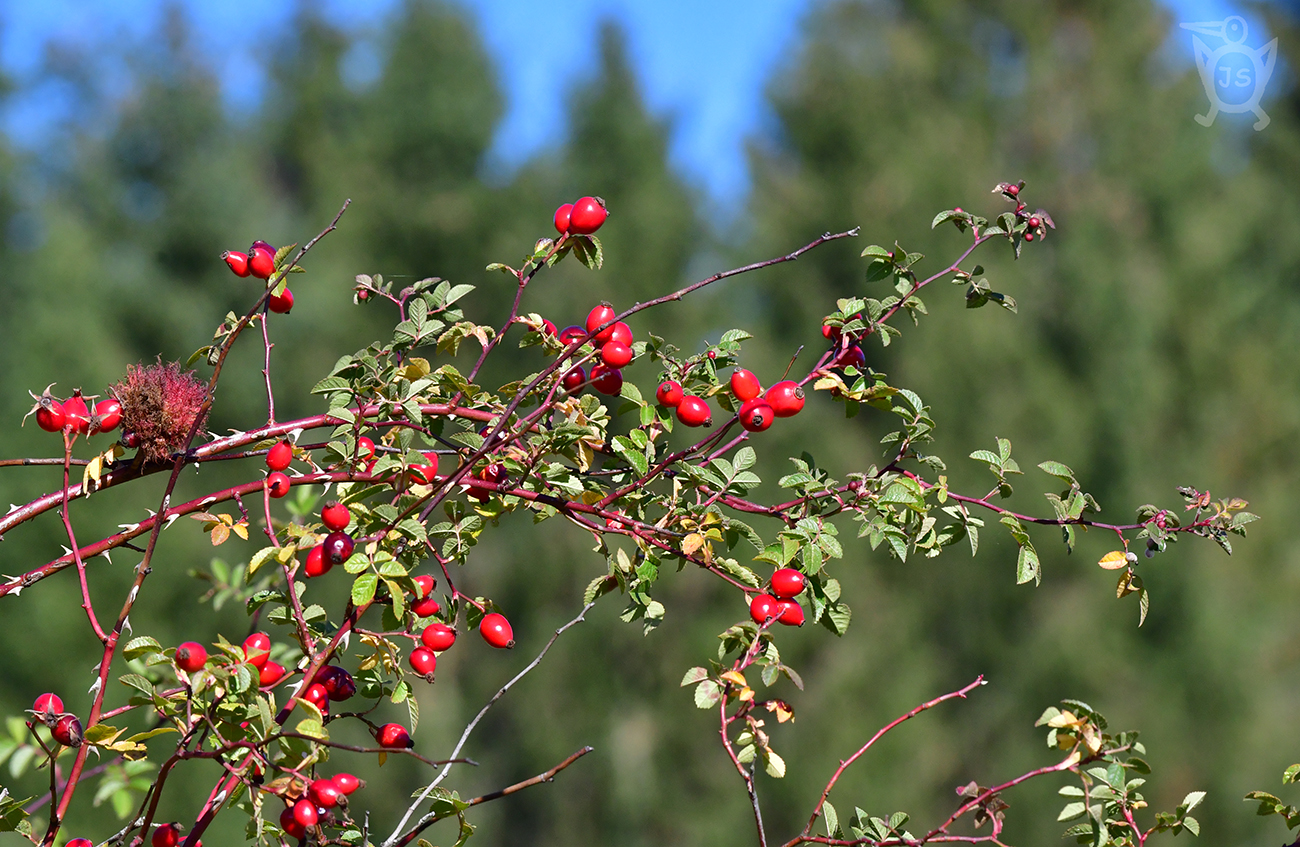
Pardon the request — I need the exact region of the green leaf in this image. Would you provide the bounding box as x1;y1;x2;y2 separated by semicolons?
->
680;667;710;687
694;680;722;709
571;235;604;270
122;636;162;661
351;574;378;606
1016;543;1041;586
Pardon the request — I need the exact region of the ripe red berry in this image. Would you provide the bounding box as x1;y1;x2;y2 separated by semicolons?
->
409;646;437;677
259;660;286;687
63;393;91;435
249;245;276;280
34;399;66;433
558;325;587;344
376;722;413;749
1028;216;1041;228
303;545;330;578
52;714;83;747
656;380;684;407
1006;184;1020;197
242;632;271;668
357;436;376;461
175;642;207;673
412;574;436;599
1023;232;1034;242
92;398;122;433
309;778;343;808
676;395;712;427
553;203;573;234
266;440;293;471
480;612;515;648
332;772;362;795
585;303;618;342
152;823;183;847
321;501;350;532
749;593;780;625
590;364;623;396
301;682;330;713
408;451;440;485
32;693;63;718
317;666;355;701
738;398;774;433
267;471;291;498
835;345;865;369
562;366;586;393
540;318;557;336
223;250;251;277
66;840;94;847
776;599;805;627
765;381;805;417
770;568;805;599
421;622;457;652
268;287;294;314
822;323;842;342
568;196;608;234
279;806;306;839
730;369;762;401
600;341;633;368
606;321;633;347
293;797;319;828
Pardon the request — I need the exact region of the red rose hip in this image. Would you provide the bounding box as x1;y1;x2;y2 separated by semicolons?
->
480;612;515;648
223;250;251;277
32;693;63;718
279;806;306;839
421;622;457;652
770;568;805;598
730;368;762;401
316;665;356;701
765;381;805;417
656;380;684;407
259;661;286;687
309;778;343;808
590;364;623;396
568;196;608;235
242;632;271;668
175;641;207;673
558;325;587;344
776;599;805;627
63;393;91;435
92;398;122;433
249;245;276;280
600;341;633;368
292;797;319;828
52;714;83;747
34;400;66;433
585;303;617;342
321;501;350;532
266;440;293;471
749;593;780;624
562;366;586;393
676;395;711;427
376;722;413;749
301;682;330;713
268;287;294;314
331;772;362;795
738;397;774;433
303;545;330;578
553;202;573;234
152;823;183;847
409;646;437;677
267;471;291;498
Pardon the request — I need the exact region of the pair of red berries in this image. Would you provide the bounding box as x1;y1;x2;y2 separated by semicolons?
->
223;240;276;280
29;389;122;436
411;575;441;617
242;631;288;687
553;196;608;236
304;532;355;578
30;692;83;748
557;304;634;397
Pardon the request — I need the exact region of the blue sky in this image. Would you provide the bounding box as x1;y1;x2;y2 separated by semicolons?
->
0;0;1283;204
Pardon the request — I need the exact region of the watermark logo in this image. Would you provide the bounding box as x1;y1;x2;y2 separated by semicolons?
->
1180;16;1277;130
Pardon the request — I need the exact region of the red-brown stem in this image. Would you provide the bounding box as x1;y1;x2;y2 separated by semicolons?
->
799;677;987;840
60;431;106;643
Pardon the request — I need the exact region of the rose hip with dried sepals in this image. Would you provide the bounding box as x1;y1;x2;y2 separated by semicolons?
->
568;196;608;234
222;250;251;277
765;381;805;417
776;599;805;627
267;471;291;498
32;693;63;720
656;380;683;407
249;243;276;280
749;594;779;625
92;398;122;433
175;641;207;673
676;395;711;427
738;397;774;433
52;713;83;747
309;778;343;808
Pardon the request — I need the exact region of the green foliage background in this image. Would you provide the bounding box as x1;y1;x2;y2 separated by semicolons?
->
0;1;1297;844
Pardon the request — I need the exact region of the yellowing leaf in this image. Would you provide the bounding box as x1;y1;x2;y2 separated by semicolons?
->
681;533;706;557
402;358;432;380
737;687;755;702
720;670;747;687
1098;550;1129;570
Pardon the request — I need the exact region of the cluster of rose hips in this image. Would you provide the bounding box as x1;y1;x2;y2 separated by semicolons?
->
552;196;608;236
655;368;806;432
554;303;638;398
278;770;365;840
994;182;1048;243
748;568;807;627
222;239;294;313
25;386;121;436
